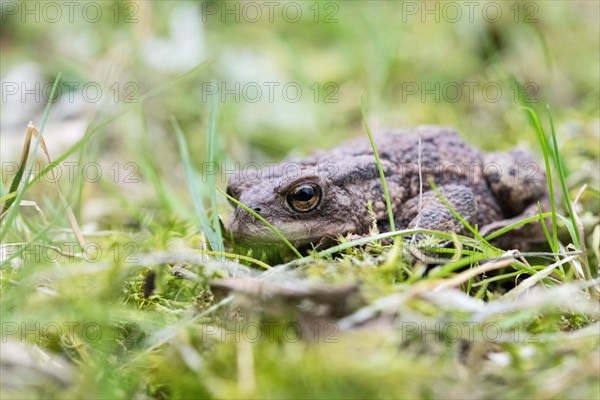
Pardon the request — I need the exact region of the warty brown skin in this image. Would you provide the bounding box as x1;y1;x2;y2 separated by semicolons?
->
226;126;549;251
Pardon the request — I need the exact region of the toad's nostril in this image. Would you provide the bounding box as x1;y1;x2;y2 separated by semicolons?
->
253;207;262;213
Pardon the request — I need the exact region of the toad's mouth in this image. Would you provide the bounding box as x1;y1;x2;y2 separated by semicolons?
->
225;219;358;251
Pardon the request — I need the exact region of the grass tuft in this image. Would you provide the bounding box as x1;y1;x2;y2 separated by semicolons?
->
0;74;61;241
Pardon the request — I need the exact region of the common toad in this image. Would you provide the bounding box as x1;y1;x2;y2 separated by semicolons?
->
226;126;549;252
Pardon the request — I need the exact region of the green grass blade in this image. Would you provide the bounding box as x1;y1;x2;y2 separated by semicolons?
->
0;192;17;205
522;106;559;250
171;117;220;252
195;249;271;270
360;94;395;231
3;125;34;211
217;187;302;258
206;88;223;252
483;212;554;241
556;215;580;249
537;203;558;254
546;106;579;245
1;160;26;217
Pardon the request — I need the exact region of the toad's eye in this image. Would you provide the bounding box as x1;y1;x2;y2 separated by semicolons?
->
286;183;322;213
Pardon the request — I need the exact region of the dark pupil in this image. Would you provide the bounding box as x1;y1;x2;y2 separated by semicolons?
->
294;187;314;202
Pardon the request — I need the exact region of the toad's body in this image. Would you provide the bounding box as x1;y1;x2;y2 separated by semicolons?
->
226;126;548;250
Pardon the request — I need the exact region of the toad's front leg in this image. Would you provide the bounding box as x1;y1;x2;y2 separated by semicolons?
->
397;184;477;235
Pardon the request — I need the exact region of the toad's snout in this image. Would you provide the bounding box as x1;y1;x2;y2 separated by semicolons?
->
226;202;270;239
